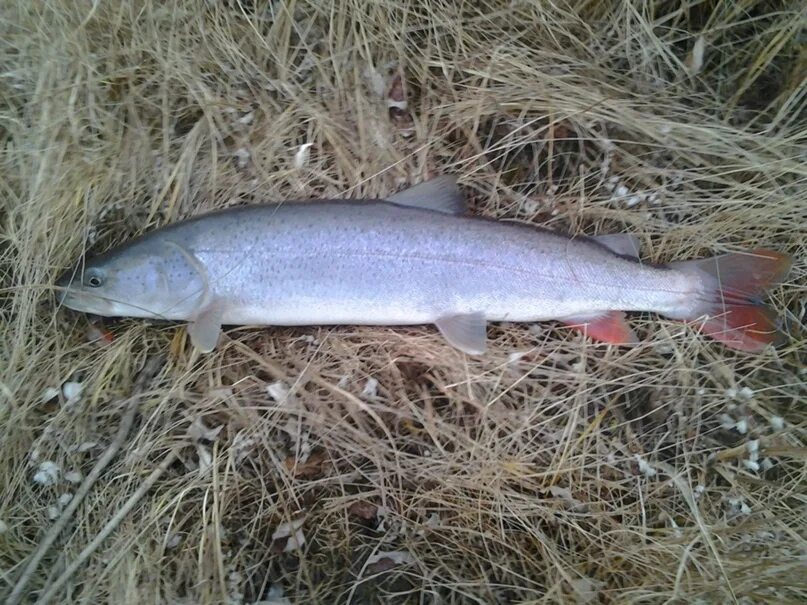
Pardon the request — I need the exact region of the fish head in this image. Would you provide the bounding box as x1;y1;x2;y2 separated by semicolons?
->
56;237;208;320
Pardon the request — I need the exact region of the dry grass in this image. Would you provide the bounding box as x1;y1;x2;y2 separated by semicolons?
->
1;1;805;603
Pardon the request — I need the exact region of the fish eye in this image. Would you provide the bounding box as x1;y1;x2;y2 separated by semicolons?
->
85;271;105;288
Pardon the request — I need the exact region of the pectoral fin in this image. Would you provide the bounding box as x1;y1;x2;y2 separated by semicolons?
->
435;312;487;355
187;298;225;352
561;311;638;345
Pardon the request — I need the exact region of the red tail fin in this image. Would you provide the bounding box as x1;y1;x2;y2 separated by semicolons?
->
671;249;791;352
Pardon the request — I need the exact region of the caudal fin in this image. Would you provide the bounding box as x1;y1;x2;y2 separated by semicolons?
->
670;249;792;352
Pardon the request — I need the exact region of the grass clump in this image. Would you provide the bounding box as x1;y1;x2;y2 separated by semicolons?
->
1;1;804;603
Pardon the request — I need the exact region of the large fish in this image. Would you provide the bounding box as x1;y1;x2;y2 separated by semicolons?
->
56;176;791;354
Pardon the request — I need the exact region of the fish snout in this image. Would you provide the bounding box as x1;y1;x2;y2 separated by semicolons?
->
54;269;84;307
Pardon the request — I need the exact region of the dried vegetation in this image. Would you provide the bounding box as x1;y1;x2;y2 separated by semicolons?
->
1;0;805;603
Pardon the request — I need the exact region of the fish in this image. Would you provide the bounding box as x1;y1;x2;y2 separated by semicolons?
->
56;176;792;355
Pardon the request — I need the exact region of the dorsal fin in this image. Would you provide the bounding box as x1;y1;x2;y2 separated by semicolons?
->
385;176;466;215
590;234;641;259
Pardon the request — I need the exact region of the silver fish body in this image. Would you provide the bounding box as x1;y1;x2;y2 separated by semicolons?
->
57;177;791;353
150;202;693;323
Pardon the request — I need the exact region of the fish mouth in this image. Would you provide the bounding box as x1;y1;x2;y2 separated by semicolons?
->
54;271;75;306
54;268;97;312
57;288;112;316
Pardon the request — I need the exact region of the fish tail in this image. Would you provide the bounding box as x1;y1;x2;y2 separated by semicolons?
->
669;248;792;352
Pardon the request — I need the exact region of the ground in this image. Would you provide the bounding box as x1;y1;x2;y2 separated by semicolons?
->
1;1;805;603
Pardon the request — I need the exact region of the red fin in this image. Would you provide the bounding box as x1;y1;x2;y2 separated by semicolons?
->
697;306;785;353
670;248;792;352
561;311;639;345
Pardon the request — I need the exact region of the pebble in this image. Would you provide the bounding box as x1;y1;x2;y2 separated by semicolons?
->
33;461;60;486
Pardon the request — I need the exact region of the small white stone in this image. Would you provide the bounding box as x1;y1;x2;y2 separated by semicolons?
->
272;518;306;552
742;460;760;472
522;200;540;215
740;502;751;515
362;377;379;399
696;388;706;395
266;381;291;404
366;550;415;566
272;517;305;539
549;485;574;501
738;387;754;400
0;520;8;534
237;111;254;125
58;492;73;506
769;416;784;431
688;35;706;75
62;381;83;405
635;454;657;478
46;505;60;520
614;184;629;197
746;439;759;456
41;387;60;403
293;143;313;170
197;446;213;474
165;533;182;549
507;351;527;365
234;147;251;168
33;461;60;486
719;413;735;430
424;513;441;529
625;195;642;208
760;458;774;471
283;527;305;552
693;485;705;498
735;418;748;434
727;496;751;515
64;470;83;484
528;324;544;337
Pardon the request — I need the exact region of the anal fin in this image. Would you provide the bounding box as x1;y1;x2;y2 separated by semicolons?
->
561;311;638;345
